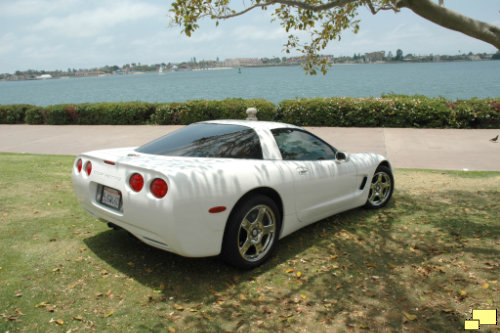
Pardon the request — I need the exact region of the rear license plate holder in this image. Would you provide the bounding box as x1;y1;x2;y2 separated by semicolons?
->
100;186;122;210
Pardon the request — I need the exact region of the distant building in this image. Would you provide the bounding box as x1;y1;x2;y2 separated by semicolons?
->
35;74;52;80
224;58;263;67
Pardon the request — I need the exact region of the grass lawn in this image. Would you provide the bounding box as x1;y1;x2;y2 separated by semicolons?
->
1;153;499;332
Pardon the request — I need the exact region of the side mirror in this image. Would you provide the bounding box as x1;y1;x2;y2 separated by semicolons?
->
336;151;348;161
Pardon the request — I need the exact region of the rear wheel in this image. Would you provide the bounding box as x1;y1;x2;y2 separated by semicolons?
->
221;195;280;269
365;165;394;209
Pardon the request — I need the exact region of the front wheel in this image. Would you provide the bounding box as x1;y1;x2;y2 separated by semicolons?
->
221;195;281;269
365;165;394;209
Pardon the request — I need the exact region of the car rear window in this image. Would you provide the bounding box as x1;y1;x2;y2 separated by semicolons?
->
136;123;263;159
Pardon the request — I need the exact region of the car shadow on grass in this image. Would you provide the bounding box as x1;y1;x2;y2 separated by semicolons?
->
83;188;499;332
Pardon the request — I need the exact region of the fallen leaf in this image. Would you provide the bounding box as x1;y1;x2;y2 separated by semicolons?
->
174;304;184;311
402;311;417;321
207;289;220;296
55;319;64;325
366;263;376;268
296;271;302;278
73;315;83;321
300;294;307;300
201;312;214;321
285;268;294;273
127;262;135;267
459;290;467;296
168;327;176;333
482;283;489;289
239;294;247;301
105;310;114;318
35;301;49;308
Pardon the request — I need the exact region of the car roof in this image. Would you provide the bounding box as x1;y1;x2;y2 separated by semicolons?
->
203;119;302;131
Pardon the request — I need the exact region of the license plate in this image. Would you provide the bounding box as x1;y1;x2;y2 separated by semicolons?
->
101;186;122;210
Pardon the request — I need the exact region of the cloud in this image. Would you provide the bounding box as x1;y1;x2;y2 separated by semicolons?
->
0;0;79;17
32;1;163;38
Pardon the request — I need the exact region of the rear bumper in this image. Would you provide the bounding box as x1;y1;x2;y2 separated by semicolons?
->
71;157;229;257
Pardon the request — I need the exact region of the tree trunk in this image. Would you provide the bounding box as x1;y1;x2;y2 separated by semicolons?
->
398;0;500;50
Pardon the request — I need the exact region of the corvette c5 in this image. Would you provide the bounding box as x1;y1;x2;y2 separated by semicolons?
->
72;120;394;268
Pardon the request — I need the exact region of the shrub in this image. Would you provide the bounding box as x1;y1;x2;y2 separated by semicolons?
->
2;96;499;128
0;104;33;124
45;104;77;125
152;98;276;125
25;106;45;125
277;96;500;128
77;102;155;125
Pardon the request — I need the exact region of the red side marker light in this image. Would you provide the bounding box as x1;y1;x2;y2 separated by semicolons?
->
208;206;227;214
85;161;92;176
104;160;116;165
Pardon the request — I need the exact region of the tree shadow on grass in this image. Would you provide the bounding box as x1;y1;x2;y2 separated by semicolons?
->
83;188;499;332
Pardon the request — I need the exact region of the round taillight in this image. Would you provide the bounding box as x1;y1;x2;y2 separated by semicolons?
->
150;178;168;198
76;159;82;173
85;161;92;176
129;173;144;192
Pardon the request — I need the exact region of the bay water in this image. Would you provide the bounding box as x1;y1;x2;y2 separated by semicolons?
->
0;61;499;106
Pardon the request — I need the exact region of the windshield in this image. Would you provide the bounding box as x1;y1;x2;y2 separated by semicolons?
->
136;123;263;159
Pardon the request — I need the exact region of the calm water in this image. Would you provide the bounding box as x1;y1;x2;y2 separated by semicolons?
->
1;61;499;106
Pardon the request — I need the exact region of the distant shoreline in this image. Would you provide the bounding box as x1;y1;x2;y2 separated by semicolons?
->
1;58;498;83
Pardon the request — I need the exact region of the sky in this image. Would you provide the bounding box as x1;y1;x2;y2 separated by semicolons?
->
0;0;499;74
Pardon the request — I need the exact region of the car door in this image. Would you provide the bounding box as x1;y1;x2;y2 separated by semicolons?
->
271;128;357;223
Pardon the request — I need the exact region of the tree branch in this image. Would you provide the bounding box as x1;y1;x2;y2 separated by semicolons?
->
212;3;267;19
398;0;500;49
212;0;358;19
365;0;399;15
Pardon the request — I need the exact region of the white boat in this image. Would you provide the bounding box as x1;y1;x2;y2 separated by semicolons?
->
158;65;164;74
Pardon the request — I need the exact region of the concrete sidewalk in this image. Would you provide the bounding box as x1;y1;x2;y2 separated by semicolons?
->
1;125;499;171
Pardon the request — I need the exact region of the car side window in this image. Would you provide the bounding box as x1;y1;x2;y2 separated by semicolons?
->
271;128;337;161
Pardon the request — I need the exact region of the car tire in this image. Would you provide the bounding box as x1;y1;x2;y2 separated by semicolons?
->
221;195;281;269
364;165;394;209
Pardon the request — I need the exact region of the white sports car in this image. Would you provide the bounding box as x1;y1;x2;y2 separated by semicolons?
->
72;120;393;268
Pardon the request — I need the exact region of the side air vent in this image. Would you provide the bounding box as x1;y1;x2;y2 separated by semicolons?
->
359;176;368;190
